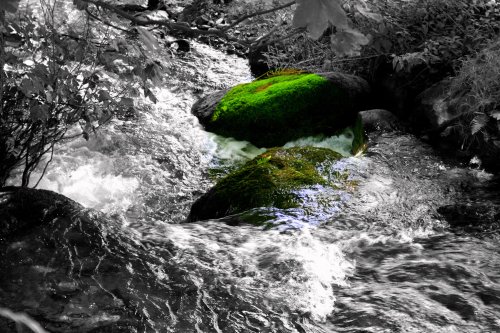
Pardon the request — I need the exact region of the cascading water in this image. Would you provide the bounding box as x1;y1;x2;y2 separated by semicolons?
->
3;41;500;332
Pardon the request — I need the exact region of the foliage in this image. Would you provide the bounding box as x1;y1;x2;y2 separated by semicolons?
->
0;0;20;13
0;0;144;187
262;0;500;76
369;0;500;71
293;0;369;55
446;39;500;151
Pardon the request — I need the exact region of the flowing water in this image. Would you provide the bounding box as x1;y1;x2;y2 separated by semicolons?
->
4;42;500;332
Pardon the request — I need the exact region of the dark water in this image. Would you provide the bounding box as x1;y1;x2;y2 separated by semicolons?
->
2;43;500;332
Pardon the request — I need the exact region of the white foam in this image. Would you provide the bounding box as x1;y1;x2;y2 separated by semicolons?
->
161;223;353;321
26;144;140;214
284;130;356;156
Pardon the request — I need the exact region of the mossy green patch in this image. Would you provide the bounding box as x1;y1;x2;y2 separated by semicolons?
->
207;73;356;147
350;116;367;155
188;147;344;222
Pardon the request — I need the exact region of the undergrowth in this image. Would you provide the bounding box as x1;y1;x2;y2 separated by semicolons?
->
447;39;500;151
262;0;500;78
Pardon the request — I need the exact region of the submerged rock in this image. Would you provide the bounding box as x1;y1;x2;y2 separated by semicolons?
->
188;147;352;222
192;71;370;147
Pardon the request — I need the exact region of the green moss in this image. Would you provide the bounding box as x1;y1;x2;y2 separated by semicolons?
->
255;68;308;80
189;147;344;221
350;116;367;155
207;73;354;147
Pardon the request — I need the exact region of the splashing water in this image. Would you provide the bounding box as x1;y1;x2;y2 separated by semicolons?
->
3;40;500;333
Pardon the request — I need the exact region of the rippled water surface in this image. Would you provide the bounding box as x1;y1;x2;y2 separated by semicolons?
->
5;42;500;332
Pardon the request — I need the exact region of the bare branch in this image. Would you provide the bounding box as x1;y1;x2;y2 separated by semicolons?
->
85;7;130;32
33;141;56;189
80;0;295;47
223;1;295;31
82;0;231;38
257;27;304;49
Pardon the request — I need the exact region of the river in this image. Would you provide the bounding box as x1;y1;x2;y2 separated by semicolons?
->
4;41;500;333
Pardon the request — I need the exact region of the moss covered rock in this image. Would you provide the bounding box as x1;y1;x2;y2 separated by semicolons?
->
192;71;370;147
187;147;345;222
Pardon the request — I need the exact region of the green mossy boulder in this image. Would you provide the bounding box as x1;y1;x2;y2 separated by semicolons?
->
192;71;370;147
187;147;345;222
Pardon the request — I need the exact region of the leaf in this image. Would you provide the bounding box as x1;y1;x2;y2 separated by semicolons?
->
355;4;383;22
441;125;453;137
372;38;392;53
330;28;369;57
144;87;158;103
144;62;162;85
120;97;134;107
98;90;111;102
471;114;489;135
20;78;35;95
293;0;348;39
30;105;49;122
136;27;160;52
0;0;20;13
490;111;500;120
73;0;88;10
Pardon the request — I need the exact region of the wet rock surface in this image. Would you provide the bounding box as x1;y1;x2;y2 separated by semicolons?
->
359;109;402;133
188;147;353;222
192;71;370;147
0;188;181;332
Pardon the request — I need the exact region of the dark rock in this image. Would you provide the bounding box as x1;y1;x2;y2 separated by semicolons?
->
0;186;80;240
359;109;402;132
191;88;230;124
0;187;189;332
317;72;371;104
248;44;270;77
187;147;349;222
438;203;500;232
191;71;370;147
169;39;190;52
370;55;453;119
412;78;462;131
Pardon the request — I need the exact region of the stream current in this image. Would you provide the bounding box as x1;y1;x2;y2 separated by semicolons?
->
7;42;500;332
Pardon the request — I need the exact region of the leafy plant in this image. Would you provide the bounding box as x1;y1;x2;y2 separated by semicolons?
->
447;39;500;151
0;0;134;187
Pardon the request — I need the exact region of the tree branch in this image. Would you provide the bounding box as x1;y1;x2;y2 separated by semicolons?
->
223;1;296;32
80;0;296;47
257;27;304;49
85;7;129;32
82;0;230;38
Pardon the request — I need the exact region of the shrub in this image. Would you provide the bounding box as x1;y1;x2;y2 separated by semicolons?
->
0;1;133;187
261;0;500;77
446;38;500;152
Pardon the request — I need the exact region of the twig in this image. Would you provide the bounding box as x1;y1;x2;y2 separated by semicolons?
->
223;1;296;31
33;143;55;189
85;8;130;32
256;27;304;49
